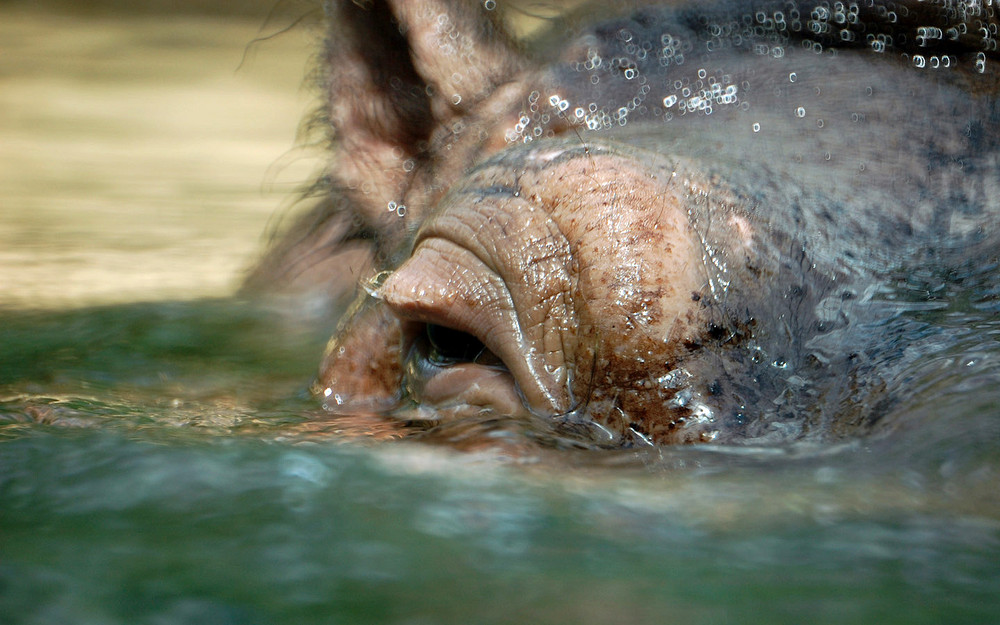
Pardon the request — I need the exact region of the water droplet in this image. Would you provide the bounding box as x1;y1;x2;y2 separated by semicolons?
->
752;122;761;132
788;71;797;82
795;106;806;118
364;270;394;297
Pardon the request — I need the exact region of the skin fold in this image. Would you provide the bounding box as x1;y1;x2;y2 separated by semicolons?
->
252;0;1000;446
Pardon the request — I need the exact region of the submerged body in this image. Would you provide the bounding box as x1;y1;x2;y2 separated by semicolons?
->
250;0;1000;446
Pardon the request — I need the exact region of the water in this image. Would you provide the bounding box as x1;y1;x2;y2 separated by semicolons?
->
3;6;1000;625
2;301;999;625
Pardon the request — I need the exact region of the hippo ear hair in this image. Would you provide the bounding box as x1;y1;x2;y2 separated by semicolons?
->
242;1;524;307
324;0;523;221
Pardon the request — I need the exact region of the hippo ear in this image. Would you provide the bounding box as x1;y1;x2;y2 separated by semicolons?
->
325;0;523;241
243;0;523;305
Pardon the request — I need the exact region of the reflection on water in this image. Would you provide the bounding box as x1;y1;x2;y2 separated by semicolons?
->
1;6;1000;625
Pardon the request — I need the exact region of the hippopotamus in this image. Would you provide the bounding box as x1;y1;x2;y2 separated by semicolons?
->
246;0;1000;446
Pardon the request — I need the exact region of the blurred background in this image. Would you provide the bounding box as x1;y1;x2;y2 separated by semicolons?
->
0;0;323;309
0;0;288;16
0;0;585;311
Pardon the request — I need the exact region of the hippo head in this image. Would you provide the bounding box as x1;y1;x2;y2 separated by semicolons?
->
254;0;1000;446
321;139;744;445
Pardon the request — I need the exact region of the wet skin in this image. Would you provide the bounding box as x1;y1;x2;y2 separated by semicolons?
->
250;0;1000;446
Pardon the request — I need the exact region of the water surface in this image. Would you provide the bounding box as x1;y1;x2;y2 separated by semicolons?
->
2;297;999;624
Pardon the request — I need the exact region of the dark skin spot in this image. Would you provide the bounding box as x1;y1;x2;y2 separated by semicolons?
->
707;323;728;341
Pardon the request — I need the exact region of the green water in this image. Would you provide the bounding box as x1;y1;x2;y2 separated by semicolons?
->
1;299;999;625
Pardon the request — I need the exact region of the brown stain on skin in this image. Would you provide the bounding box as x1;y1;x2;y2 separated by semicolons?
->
510;150;715;443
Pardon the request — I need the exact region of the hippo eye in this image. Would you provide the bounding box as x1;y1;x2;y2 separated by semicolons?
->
423;323;505;368
425;323;487;365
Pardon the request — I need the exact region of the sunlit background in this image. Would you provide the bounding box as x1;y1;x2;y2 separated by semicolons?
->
0;0;583;310
0;0;321;309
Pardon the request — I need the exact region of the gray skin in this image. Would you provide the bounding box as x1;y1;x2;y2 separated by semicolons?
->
248;0;1000;446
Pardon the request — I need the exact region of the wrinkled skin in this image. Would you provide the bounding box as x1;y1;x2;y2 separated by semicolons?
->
250;0;1000;446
